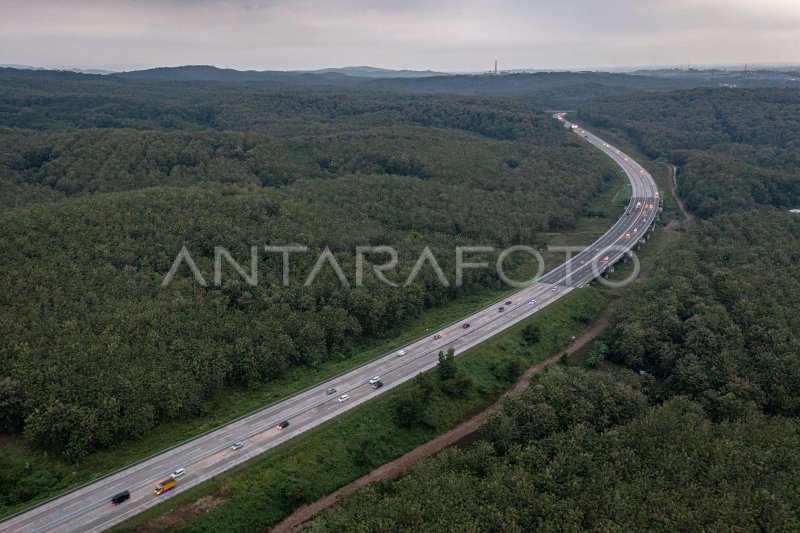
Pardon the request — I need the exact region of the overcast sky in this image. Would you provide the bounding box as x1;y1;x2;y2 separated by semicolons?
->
1;0;798;72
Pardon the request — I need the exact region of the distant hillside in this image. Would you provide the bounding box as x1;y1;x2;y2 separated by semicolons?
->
112;65;360;86
0;64;114;75
112;65;445;83
366;70;797;108
4;65;796;111
3;63;445;79
304;66;446;78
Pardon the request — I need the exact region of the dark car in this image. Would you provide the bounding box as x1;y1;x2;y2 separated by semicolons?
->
372;380;384;389
462;323;470;329
498;307;505;312
505;301;512;305
276;420;290;430
111;491;130;506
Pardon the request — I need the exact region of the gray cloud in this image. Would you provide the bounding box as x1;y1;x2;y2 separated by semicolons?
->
0;0;797;71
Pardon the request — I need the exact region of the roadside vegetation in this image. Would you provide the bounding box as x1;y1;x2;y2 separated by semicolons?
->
312;366;800;532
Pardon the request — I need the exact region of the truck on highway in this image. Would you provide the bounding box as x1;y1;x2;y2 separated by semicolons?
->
154;477;177;495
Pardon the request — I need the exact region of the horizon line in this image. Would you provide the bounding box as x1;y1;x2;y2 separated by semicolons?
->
3;61;800;76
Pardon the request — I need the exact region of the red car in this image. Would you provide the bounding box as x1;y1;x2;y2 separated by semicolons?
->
462;323;470;329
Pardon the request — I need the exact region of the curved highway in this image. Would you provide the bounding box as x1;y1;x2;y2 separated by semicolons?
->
0;113;659;533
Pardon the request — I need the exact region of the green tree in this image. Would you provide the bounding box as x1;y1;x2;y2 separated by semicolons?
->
437;348;457;381
586;340;608;368
521;324;542;344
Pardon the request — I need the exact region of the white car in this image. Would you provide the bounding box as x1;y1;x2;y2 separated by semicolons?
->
368;376;381;384
528;299;536;305
396;349;406;357
231;442;243;451
171;468;186;479
338;394;350;403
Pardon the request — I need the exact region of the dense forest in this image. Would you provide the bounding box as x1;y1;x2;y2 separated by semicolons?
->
0;69;619;481
578;88;800;217
309;89;800;530
312;369;800;531
0;68;557;136
579;88;800;416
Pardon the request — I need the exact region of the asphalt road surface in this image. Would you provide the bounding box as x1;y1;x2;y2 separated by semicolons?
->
1;113;659;533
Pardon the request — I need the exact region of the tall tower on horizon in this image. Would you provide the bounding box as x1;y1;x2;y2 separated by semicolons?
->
494;60;497;75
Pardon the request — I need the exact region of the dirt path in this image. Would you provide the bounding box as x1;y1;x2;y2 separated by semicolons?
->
668;164;694;226
270;317;608;532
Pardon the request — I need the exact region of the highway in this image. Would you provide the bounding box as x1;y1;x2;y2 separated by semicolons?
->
0;113;659;533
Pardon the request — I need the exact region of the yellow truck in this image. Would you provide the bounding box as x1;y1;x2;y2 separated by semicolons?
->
154;477;177;495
